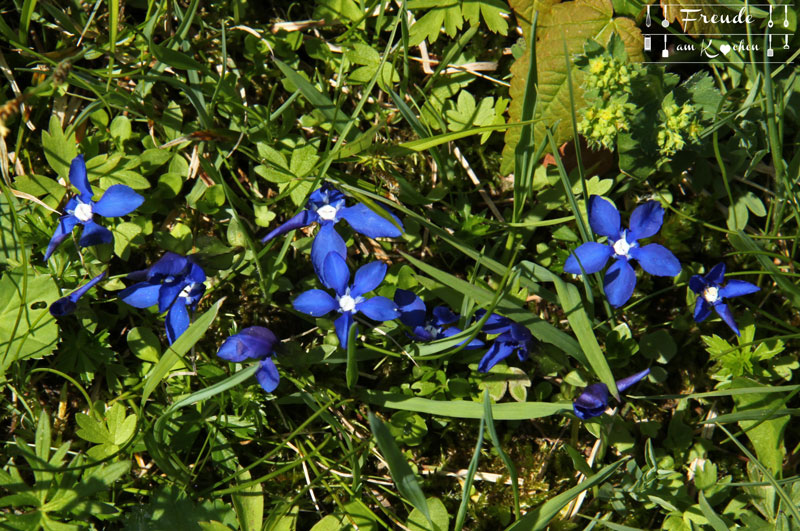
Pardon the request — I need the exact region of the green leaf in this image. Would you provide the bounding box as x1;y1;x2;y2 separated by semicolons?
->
731;378;789;475
506;458;627;530
41;116;78;181
309;515;345;531
150;42;205;71
0;270;59;376
407;497;449;531
729;231;799;309
113;222;143;261
109;115;132;142
75;413;112;445
346;320;358;389
232;468;264;531
363;391;568;419
142;299;224;403
368;412;430;523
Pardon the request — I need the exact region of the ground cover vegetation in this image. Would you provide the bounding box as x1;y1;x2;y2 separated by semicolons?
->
0;0;799;529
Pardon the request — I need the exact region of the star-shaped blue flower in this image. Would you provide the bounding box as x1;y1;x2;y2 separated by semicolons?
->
49;271;108;317
216;326;281;392
293;252;399;350
261;184;403;275
474;311;534;373
119;252;206;344
573;369;650;419
689;263;760;336
393;289;484;349
44;155;144;260
564;196;681;307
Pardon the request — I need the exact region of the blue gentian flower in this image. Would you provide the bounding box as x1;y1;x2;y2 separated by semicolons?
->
394;289;484;349
44;155;144;260
261;184;403;275
216;326;281;392
474;311;534;373
293;252;399;350
49;271;108;317
564;196;681;307
689;263;760;336
573;369;650;419
119;252;206;344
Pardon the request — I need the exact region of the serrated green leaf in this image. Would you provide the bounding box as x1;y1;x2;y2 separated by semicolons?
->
75;413;112;445
41;116;78;181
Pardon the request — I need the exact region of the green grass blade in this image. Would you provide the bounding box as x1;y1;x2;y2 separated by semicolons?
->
483;390;520;519
346;321;358;389
368;412;431;523
698;491;730;531
363;391;568;419
454;413;485;531
142;298;224;404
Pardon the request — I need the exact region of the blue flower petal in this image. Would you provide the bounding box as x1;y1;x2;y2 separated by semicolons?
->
475;310;511;335
616;369;650;392
255;358;280;392
573;383;610;419
706;263;726;285
588;196;621;239
629;243;681;277
431;306;458;326
694;297;711;322
356;296;398;321
478;341;515;373
186;261;207;284
339;203;403;238
93;185;144;218
412;326;435;342
44;215;80;260
293;289;337;316
120;281;161;308
69;155;93;202
720;279;760;299
308;184;346;211
714;302;740;336
394;289;426;328
261;210;316;243
311;223;347;280
628;201;664;241
48;298;77;317
688;274;707;294
78;220;113;248
217;326;279;362
67;271;108;302
321;251;350;296
564;242;613;275
147;252;189;280
604;259;637;307
351;261;387;298
158;281;184;314
165;301;190;344
334;312;356;350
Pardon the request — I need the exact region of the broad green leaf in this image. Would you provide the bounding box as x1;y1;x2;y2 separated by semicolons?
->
142;299;224;403
309;515;345;531
41;116;78;181
75;413;112;445
0;270;59;376
0;193;25;267
731;378;789;475
232;468;264;531
363;391;568;419
502;0;643;173
407;497;449;531
368;412;430;523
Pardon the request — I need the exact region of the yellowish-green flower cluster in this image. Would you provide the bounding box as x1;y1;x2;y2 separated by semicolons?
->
584;56;644;95
657;102;702;156
578;97;636;150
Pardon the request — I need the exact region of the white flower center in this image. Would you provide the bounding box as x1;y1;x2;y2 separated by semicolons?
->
338;294;356;312
180;283;196;298
74;202;93;222
424;324;440;337
316;205;338;221
612;237;631;257
703;286;719;303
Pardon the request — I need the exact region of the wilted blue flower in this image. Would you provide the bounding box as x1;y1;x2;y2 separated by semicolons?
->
120;252;206;344
564;196;681;307
261;184;403;275
689;263;760;336
474;311;534;373
216;326;281;392
44;155;144;260
49;271;108;317
293;252;398;350
573;369;650;419
394;289;484;349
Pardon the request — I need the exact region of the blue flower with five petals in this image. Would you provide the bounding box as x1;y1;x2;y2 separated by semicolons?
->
689;263;760;336
564;196;681;307
261;184;403;275
293;252;399;350
49;271;108;317
44;155;144;260
573;369;650;419
119;252;206;344
216;326;281;392
393;289;484;349
474;311;534;373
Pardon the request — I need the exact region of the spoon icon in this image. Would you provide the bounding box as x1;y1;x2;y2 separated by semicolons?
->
785;5;790;28
768;5;773;28
646;5;651;27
